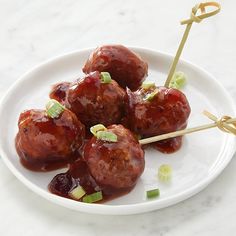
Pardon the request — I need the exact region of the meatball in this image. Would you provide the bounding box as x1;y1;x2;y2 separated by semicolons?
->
49;82;70;104
83;45;148;91
66;71;126;129
84;124;144;189
15;109;85;171
126;86;191;153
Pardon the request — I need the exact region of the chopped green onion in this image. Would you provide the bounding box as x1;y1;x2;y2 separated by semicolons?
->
141;82;156;90
90;124;118;142
144;90;158;101
158;164;172;182
82;191;103;203
69;186;86;200
46;99;65;118
96;130;118;142
170;71;186;90
146;188;160;199
90;124;107;136
100;72;112;83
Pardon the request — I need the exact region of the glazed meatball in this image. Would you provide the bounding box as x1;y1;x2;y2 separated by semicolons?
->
15;109;85;171
66;71;126;129
83;45;148;91
84;125;145;189
49;82;70;104
126;86;191;153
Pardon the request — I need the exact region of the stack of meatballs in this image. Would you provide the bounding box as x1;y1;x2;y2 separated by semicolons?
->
15;45;191;202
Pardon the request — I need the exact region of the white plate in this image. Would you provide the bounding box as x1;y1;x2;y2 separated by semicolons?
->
0;47;235;215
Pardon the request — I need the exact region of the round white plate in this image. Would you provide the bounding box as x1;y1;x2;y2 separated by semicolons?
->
0;47;235;215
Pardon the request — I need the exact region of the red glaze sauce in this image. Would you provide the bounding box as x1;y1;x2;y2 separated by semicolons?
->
84;125;145;189
49;82;71;104
48;125;145;203
48;159;133;203
15;45;193;204
66;71;126;129
126;86;191;153
152;136;183;153
83;45;148;91
15;109;85;171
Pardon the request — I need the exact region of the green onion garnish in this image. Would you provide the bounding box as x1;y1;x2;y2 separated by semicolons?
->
46;99;65;118
158;164;172;182
90;124;107;136
170;71;186;90
141;82;156;90
82;191;103;203
146;188;160;199
100;72;112;83
144;90;158;101
96;130;118;142
69;186;86;200
90;124;117;143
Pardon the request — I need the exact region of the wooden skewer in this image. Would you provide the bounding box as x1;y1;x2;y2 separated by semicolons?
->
140;3;223;145
164;2;221;87
139;111;236;145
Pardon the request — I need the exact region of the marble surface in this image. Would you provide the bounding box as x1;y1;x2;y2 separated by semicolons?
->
1;0;236;235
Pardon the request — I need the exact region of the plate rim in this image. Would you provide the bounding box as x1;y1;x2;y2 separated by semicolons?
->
0;47;236;215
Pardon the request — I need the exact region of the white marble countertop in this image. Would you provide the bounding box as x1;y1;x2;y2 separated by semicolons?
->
1;0;236;235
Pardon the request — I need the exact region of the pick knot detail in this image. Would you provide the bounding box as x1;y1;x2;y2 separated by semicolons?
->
165;2;220;88
203;111;236;135
181;2;221;25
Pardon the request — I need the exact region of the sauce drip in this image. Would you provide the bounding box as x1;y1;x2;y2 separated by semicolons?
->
15;109;85;171
48;159;134;203
152;136;183;153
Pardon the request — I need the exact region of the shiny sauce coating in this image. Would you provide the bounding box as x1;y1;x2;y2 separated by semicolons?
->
83;45;148;91
15;109;85;171
66;71;126;129
48;159;134;203
126;86;191;153
49;82;71;104
49;125;144;203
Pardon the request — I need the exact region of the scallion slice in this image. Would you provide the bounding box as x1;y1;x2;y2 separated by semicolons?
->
146;188;160;199
144;90;158;101
100;72;112;83
170;71;186;90
96;130;118;142
69;186;86;200
82;191;103;203
46;99;65;118
90;124;107;136
158;164;172;182
141;82;155;90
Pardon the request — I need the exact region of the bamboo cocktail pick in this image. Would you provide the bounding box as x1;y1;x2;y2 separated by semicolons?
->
164;2;221;87
139;111;236;145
